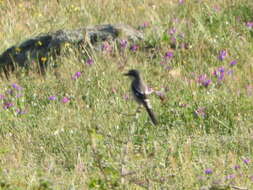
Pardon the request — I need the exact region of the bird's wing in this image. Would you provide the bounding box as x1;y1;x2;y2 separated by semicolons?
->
132;81;148;100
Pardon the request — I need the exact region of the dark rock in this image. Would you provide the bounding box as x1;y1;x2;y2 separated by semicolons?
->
0;24;144;79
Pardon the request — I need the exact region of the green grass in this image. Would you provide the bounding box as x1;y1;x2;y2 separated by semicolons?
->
0;0;253;189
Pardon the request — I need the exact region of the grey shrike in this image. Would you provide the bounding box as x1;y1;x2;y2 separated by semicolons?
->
124;69;158;125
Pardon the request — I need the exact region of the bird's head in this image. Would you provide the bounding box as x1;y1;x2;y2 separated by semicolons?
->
124;69;140;78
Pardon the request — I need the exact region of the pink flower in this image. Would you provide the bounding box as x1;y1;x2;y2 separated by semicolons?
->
16;108;27;115
139;21;149;29
61;97;70;103
243;159;250;164
218;50;227;61
205;168;213;175
48;96;57;101
0;94;5;100
230;60;237;66
3;102;14;109
130;44;139;51
198;75;211;87
246;22;253;29
102;41;112;52
72;71;82;80
12;83;23;91
213;67;225;81
225;174;236;180
234;165;240;170
120;39;128;48
123;94;129;100
164;51;174;59
168;28;176;35
111;88;117;94
86;58;94;65
178;0;184;4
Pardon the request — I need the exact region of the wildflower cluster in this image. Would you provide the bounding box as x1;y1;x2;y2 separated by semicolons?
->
197;50;238;88
1;83;27;115
197;75;212;88
201;158;252;183
48;95;70;104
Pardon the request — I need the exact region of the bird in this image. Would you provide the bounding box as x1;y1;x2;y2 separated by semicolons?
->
124;69;158;125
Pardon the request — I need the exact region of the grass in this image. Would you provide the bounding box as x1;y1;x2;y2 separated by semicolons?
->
0;0;253;189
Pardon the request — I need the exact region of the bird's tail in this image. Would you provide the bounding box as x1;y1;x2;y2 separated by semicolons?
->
143;100;158;125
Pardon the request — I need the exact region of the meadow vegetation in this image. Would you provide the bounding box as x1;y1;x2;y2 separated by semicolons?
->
0;0;253;189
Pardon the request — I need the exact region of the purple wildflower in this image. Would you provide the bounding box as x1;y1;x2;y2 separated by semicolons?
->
48;96;57;101
218;50;227;61
61;97;70;103
86;58;94;65
102;41;112;52
205;168;213;175
170;36;177;43
246;22;253;29
123;94;129;100
130;44;139;52
227;69;234;75
0;94;5;100
3;102;14;109
164;51;174;59
234;165;240;170
198;75;211;87
225;174;236;180
213;67;225;81
120;39;128;48
250;176;253;181
230;60;237;66
12;83;23;91
16;108;27;115
218;67;225;72
243;159;250;164
168;28;176;35
178;0;184;4
72;71;82;80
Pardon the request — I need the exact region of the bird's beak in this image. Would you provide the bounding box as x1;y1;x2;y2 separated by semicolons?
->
123;72;129;76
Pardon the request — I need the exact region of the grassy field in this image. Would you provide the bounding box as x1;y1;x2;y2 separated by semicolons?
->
0;0;253;189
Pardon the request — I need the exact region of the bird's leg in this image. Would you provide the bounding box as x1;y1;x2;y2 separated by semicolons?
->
136;105;142;113
134;105;142;119
121;105;142;118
